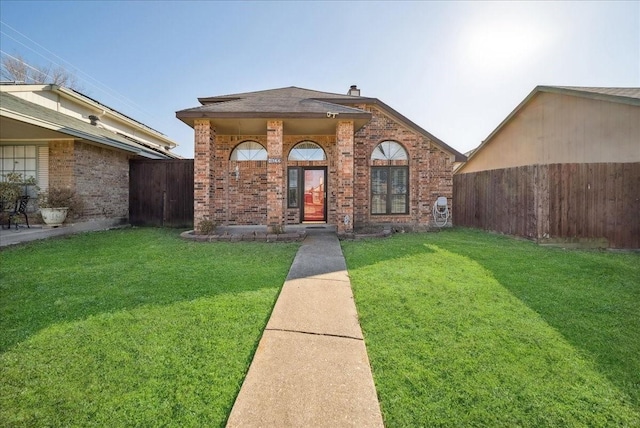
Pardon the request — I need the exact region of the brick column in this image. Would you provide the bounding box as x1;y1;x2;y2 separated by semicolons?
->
48;140;75;189
194;119;215;232
336;121;355;234
266;120;284;233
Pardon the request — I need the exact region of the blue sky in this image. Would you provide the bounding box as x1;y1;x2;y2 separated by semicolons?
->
1;1;638;158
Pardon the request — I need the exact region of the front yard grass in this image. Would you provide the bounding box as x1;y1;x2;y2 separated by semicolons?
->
342;228;640;427
0;228;299;427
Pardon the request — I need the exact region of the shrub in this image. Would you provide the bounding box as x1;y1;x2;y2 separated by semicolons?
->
197;219;216;235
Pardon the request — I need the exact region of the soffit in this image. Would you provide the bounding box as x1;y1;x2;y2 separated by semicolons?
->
0;116;71;140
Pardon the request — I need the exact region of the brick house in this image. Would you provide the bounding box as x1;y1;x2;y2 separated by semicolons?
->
177;86;465;234
1;83;180;225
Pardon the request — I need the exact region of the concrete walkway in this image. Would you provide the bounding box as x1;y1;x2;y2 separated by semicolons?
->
0;219;126;248
226;231;384;427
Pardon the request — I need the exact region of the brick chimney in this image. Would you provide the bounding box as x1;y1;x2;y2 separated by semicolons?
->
347;85;360;96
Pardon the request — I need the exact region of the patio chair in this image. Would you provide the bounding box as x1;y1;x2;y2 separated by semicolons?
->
8;195;30;229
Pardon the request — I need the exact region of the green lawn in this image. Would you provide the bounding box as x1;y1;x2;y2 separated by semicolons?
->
0;228;299;427
342;228;640;427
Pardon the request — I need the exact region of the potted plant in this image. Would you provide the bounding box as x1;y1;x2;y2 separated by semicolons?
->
38;186;83;226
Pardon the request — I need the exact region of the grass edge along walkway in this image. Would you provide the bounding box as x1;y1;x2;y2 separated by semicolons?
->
342;228;640;427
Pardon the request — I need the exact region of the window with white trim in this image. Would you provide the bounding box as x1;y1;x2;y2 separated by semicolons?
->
230;141;268;161
371;141;409;215
0;144;44;197
288;141;326;161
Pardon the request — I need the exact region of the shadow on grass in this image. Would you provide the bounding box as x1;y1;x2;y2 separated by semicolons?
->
1;290;273;427
343;228;640;409
344;230;640;425
430;228;640;408
0;228;299;353
340;234;436;271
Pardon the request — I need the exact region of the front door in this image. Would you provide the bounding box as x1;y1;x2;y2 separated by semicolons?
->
302;168;326;222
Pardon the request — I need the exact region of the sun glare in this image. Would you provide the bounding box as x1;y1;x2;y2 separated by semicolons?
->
461;21;550;74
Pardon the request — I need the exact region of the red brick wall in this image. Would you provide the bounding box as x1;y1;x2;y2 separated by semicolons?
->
73;142;130;219
194;120;215;230
266;121;284;231
336;121;355;233
208;135;269;225
197;104;454;230
48;140;131;221
353;105;453;230
227;160;268;224
48;140;75;189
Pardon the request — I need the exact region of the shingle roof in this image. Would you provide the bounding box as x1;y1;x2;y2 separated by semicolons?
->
541;86;640;105
553;86;640;99
178;86;371;117
1;92;179;159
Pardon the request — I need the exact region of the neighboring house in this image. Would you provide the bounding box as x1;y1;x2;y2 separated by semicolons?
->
176;85;465;234
0;83;180;225
454;86;640;248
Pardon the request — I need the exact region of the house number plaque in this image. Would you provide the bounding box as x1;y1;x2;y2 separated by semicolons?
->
268;158;282;164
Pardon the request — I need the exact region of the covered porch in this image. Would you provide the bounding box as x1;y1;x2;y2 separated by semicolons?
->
176;87;371;235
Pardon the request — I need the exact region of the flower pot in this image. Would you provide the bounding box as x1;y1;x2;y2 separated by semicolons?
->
40;207;69;227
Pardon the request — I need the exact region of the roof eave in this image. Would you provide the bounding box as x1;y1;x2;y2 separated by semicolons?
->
175;111;372;120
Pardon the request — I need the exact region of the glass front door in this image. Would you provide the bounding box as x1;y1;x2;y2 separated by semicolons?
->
302;169;326;222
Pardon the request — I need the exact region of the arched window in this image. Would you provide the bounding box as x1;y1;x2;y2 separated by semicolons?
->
371;140;408;161
371;141;409;215
288;141;326;161
230;141;267;161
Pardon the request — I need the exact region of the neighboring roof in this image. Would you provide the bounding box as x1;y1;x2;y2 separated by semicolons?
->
457;85;640;172
177;86;466;162
0;91;180;159
549;86;640;104
1;83;179;150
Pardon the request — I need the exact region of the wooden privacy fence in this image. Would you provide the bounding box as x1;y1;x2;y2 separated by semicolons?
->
129;160;194;228
453;163;640;249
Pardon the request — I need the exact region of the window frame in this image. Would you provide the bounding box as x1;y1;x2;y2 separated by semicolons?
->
370;165;409;215
371;140;408;161
288;141;326;161
229;140;268;161
0;144;41;198
287;167;300;208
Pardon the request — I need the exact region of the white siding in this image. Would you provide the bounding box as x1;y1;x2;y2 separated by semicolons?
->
38;145;49;191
